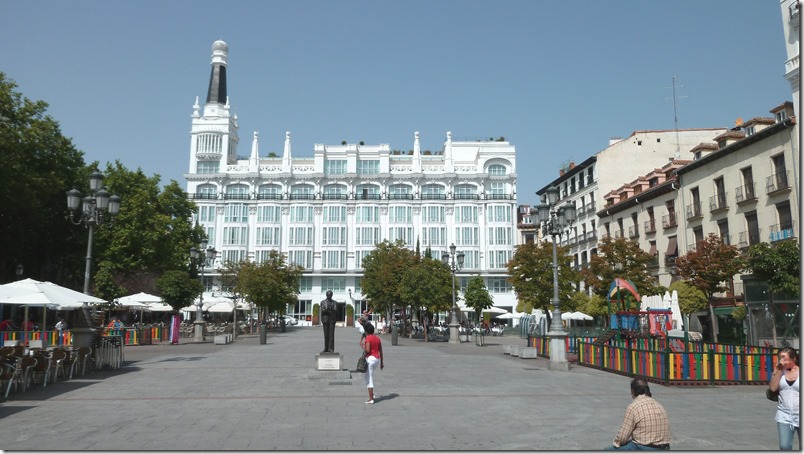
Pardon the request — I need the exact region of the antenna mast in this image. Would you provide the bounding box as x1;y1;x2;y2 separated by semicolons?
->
666;76;687;159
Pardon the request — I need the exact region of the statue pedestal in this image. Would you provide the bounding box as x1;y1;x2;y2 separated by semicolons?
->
315;352;343;371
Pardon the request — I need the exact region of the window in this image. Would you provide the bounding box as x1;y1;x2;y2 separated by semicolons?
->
224;204;249;223
258;184;282;199
357;160;379;175
355;250;371;269
388;227;414;245
291;184;314;197
322;251;346;269
490;182;506;195
289;227;313;246
323;206;347;223
355;206;379;223
488;164;507;176
389;184;412;196
487;205;512;223
197;185;217;199
322;227;346;246
461;251;479;269
197;161;219;174
421;184;445;197
223;226;248;245
257;206;281;223
488;227;512;245
222;249;246;264
488;250;512;269
422;206;445;223
256;226;280;246
389;207;412;223
454;184;476;199
196;133;222;153
356;184;380;199
290;206;314;223
198;205;216;223
718;219;730;245
324;159;347;175
421;227;446;246
455;206;478;223
298;277;313;293
487;277;512;293
355;227;380;246
288;250;313;269
226;184;249;198
455;227;478;246
321;277;346;292
324;184;346;197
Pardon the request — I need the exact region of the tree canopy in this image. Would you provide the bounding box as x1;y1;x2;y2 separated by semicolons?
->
360;240;415;319
399;257;453;340
235;250;303;317
507;241;578;314
675;233;745;298
582;236;660;300
745;239;799;298
464;275;495;322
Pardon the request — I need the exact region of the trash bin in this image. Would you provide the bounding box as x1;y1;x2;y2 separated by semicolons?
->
259;323;267;344
391;323;398;346
280;318;286;333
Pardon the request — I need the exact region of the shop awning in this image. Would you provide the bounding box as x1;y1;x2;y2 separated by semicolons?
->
649;242;657;255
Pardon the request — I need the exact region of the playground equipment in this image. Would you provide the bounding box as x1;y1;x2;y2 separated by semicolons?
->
606;278;673;338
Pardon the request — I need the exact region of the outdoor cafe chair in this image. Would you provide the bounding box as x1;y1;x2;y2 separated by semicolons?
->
29;354;51;388
70;347;92;378
49;350;68;384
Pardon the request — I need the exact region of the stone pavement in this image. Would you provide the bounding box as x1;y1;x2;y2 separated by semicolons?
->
0;325;786;451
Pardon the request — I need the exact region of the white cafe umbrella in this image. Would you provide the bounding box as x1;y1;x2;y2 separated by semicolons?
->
495;312;518;320
0;278;107;346
117;292;164;322
147;302;175;312
206;301;235;313
482;306;509;315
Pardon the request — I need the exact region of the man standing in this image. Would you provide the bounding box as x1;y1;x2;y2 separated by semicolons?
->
320;290;337;353
55;318;67;346
606;378;671;450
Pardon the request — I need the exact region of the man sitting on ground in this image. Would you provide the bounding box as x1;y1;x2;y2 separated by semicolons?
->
605;378;671;450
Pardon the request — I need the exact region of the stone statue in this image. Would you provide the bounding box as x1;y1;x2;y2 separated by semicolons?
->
320;290;337;353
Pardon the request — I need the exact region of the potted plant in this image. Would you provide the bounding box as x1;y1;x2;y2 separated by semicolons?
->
346;304;354;327
312;303;320;326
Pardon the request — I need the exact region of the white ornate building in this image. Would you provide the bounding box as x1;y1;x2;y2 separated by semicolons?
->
185;41;519;325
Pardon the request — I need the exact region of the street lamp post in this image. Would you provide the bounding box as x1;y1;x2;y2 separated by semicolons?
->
190;241;217;343
66;171;121;346
532;186;576;370
442;243;465;344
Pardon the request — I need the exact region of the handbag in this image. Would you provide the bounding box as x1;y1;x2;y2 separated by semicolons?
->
766;388;779;402
356;353;368;373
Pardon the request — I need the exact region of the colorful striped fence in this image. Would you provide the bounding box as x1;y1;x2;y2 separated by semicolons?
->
532;334;779;386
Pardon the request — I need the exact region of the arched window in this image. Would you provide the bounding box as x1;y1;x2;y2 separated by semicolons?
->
388;184;413;200
258;184;282;200
291;184;315;200
224;184;250;200
488;164;507;176
421;184;445;200
454;184;478;200
356;184;380;200
323;184;347;200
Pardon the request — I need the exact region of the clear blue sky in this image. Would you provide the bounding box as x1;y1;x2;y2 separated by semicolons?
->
3;0;793;202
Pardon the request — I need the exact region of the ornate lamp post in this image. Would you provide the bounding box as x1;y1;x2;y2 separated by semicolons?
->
531;186;576;369
66;171;121;345
442;243;465;344
189;240;217;342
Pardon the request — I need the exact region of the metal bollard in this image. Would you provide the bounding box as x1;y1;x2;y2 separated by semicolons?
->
391;323;398;346
259;323;267;344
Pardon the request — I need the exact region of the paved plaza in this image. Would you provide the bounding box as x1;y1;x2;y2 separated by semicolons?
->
0;325;786;451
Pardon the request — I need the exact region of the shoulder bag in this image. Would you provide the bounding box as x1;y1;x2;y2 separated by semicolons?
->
356;352;368;373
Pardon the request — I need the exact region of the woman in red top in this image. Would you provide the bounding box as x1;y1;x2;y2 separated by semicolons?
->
363;322;384;404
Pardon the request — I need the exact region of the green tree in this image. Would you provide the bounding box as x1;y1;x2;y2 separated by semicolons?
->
464;275;494;324
668;280;707;339
399;257;453;341
582;236;659;301
361;240;415;323
156;270;202;312
507;241;577;315
0;72;88;284
92;161;205;302
745;239;800;345
675;233;745;342
236;250;303;319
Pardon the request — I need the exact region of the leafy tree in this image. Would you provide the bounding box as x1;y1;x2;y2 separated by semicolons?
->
236;250;303;318
745;239;800;345
582;236;659;300
399;257;453;341
507;241;577;314
675;233;745;342
668;279;707;338
361;240;415;324
156;270;202;312
0;72;88;284
92;161;205;302
584;293;608;319
464;275;494;325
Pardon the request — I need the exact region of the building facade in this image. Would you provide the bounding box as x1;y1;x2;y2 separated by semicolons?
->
185;41;519;325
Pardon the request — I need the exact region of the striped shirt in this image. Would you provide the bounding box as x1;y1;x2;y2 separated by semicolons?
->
613;395;671;447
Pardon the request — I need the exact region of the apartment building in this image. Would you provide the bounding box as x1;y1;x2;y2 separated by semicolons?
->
596;102;798;345
781;0;800;118
185;41;519;325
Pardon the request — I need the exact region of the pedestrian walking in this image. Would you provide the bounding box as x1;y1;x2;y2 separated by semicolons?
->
605;378;670;450
362;322;384;404
769;347;800;450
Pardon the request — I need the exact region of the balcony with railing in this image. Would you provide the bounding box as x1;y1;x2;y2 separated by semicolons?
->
720;233;733;246
647;254;659;268
355;193;381;200
289;193;315;200
388;193;413;200
189;192;219;200
322;193;347;200
766;171;791;195
664;255;678;266
685;201;703;220
769;221;796;243
737;230;762;249
454;193;480;200
628;225;639;239
485;193;513;200
224;193;251;200
708;193;728;213
643;219;656;234
734;183;756;205
661;212;677;229
422;193;447;200
585;201;595;213
256;193;282;200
